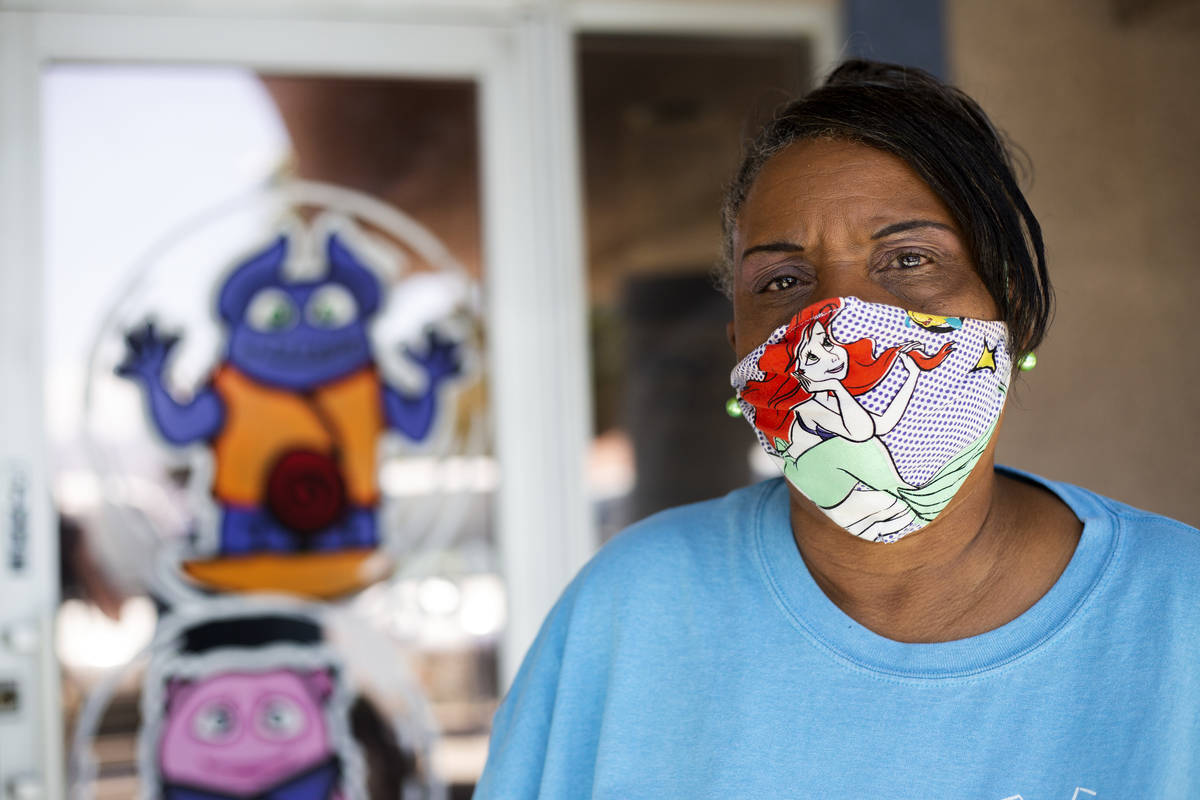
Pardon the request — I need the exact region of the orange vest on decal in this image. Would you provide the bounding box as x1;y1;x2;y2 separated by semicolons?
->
209;365;384;509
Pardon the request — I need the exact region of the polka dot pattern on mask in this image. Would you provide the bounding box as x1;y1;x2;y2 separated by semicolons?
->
832;298;1009;485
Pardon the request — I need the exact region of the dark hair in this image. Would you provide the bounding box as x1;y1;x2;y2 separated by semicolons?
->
718;59;1052;359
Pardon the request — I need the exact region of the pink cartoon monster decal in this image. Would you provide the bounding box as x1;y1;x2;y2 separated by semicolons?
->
138;610;366;800
159;669;342;800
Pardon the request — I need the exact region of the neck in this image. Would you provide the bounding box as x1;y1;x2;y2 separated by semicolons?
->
788;453;1082;643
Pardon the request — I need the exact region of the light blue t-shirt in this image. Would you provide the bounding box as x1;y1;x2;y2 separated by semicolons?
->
475;473;1200;799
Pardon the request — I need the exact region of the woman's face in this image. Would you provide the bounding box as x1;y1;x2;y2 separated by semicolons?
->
727;138;999;361
795;321;847;381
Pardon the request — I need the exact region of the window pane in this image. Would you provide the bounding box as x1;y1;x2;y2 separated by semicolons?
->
579;34;813;539
45;65;498;797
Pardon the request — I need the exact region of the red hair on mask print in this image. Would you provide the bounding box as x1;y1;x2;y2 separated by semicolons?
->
740;298;954;447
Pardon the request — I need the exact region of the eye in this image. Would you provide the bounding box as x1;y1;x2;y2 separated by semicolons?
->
255;695;308;741
191;701;238;743
891;251;931;270
761;275;799;292
821;335;833;350
245;288;298;332
305;285;358;329
804;352;818;365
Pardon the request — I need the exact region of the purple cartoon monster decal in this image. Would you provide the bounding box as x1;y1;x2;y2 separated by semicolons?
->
116;224;462;597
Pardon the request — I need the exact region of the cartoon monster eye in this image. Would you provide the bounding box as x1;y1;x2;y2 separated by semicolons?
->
246;288;298;333
255;695;308;741
305;285;358;329
191;701;239;743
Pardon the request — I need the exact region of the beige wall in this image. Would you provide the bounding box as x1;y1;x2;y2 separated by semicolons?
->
948;0;1200;524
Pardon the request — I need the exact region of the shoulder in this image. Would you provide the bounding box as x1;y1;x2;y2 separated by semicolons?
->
1005;466;1198;539
1037;478;1200;678
475;480;785;796
525;479;784;655
1025;470;1200;594
575;479;782;599
1051;478;1200;552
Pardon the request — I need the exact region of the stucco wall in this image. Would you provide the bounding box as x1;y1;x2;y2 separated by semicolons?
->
948;0;1200;524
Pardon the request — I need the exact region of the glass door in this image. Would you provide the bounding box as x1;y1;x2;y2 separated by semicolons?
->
0;10;593;798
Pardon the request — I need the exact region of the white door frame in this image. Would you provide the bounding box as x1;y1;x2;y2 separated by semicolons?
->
0;2;838;792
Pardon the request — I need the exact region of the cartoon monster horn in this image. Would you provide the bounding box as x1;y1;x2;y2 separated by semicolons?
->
326;233;381;318
217;235;289;324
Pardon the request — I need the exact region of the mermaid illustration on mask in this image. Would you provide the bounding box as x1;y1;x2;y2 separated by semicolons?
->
739;297;996;541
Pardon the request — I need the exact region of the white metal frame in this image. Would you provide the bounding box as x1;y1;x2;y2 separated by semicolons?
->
0;1;839;793
0;13;60;799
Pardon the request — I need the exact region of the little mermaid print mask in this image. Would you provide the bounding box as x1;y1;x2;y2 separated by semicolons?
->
730;296;1011;543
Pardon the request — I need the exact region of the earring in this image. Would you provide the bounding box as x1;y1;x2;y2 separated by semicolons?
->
725;397;743;418
1018;352;1038;372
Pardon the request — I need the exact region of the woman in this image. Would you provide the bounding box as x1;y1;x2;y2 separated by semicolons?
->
475;61;1200;797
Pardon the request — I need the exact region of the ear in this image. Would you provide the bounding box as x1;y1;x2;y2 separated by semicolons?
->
298;669;334;704
218;235;288;324
726;320;738;356
326;233;381;318
164;678;196;713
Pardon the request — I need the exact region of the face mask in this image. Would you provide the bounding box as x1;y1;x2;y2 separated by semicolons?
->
730;296;1010;542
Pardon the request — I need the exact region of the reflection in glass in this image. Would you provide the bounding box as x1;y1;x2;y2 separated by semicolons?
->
580;34;813;539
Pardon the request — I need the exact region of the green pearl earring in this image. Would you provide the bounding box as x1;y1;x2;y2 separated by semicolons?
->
725;397;743;418
1018;352;1038;372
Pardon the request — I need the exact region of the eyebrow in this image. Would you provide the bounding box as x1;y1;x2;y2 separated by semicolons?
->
741;220;956;259
741;241;803;259
871;219;956;239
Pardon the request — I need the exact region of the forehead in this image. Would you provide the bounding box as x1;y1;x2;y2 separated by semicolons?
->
737;138;957;243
